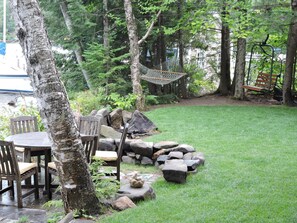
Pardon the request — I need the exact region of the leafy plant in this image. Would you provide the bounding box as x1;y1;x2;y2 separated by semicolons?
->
43;200;64;223
70;90;106;115
73;209;95;220
17;216;29;223
89;159;120;200
145;95;159;106
104;93;137;110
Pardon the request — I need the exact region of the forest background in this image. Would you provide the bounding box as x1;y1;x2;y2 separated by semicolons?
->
1;0;296;113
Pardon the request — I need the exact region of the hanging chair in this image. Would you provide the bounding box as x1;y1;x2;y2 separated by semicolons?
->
139;63;187;86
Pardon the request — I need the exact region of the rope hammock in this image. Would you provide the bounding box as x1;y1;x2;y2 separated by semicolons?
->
139;63;187;86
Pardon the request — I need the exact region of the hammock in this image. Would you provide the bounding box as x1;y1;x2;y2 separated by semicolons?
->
139;63;187;86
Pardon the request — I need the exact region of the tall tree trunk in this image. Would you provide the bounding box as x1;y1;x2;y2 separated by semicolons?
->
283;0;297;105
10;0;100;214
60;0;92;90
233;38;246;99
123;0;145;110
218;6;231;95
177;0;187;98
103;0;110;94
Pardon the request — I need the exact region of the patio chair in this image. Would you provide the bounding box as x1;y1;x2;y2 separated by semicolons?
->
10;116;43;171
47;135;98;199
92;123;129;181
0;140;39;208
78;115;101;136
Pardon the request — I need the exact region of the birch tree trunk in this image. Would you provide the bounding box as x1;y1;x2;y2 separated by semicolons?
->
233;38;246;99
10;0;100;214
123;0;145;110
283;0;297;106
60;0;92;90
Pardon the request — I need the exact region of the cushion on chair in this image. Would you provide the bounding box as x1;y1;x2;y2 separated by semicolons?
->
15;147;25;152
94;151;118;161
18;162;37;175
48;162;57;170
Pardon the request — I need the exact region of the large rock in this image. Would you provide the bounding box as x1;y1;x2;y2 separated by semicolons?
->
141;157;154;165
153;141;179;150
128;110;157;134
100;125;122;139
110;108;123;129
171;144;195;153
192;152;205;165
122;156;136;164
115;138;133;153
156;155;169;165
122;110;133;124
96;108;110;125
98;138;116;151
184;159;201;172
168;151;183;159
162;160;187;184
130;140;154;158
117;183;156;202
112;196;136;211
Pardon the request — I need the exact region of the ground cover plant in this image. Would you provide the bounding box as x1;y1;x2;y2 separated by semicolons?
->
99;105;297;223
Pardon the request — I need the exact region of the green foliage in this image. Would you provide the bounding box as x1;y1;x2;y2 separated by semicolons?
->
184;63;216;96
82;43;130;94
89;159;120;200
70;90;106;115
156;94;179;104
104;93;137;110
73;209;95;220
0;102;44;140
43;200;64;223
17;216;29;223
145;95;159;106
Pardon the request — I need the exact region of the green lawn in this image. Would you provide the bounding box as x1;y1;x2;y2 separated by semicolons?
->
100;105;297;223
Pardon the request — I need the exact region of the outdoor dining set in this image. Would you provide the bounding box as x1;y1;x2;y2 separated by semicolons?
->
0;115;128;208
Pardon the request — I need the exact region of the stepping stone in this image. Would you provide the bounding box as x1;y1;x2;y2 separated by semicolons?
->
117;183;156;202
162;160;187;184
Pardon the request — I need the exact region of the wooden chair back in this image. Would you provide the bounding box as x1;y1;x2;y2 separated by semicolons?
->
0;140;19;179
78;116;101;136
10;116;38;135
81;135;98;163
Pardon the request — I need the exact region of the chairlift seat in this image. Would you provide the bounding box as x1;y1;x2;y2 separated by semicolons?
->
243;72;279;92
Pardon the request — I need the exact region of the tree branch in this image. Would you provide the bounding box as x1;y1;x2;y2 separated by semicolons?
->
138;10;161;46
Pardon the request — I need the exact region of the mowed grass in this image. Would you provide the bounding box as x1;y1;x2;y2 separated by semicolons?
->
100;105;297;223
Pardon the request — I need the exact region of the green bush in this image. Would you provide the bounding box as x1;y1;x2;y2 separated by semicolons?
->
184;63;216;96
145;95;159;106
70;90;106;115
104;93;137;110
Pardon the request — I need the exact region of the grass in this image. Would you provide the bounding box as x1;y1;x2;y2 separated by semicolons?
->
99;105;297;223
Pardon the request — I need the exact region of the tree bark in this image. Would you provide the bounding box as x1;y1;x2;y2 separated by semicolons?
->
218;7;231;95
60;0;92;90
177;0;187;98
283;0;297;106
10;0;100;214
103;0;110;95
233;38;246;99
123;0;145;110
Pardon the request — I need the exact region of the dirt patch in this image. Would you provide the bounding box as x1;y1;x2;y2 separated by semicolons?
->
148;94;282;110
